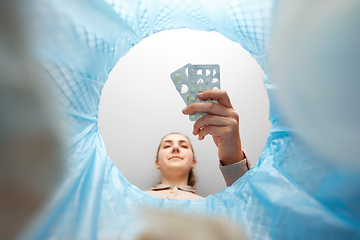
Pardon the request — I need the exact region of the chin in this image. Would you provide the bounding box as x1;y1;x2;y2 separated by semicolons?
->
167;163;188;171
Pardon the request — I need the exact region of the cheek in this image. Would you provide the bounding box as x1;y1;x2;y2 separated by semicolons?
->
157;150;167;165
185;150;194;161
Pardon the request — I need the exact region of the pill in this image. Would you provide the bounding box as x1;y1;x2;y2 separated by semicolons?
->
199;114;204;118
191;114;196;119
186;95;189;102
191;96;196;101
198;87;203;92
191;87;196;93
206;87;211;91
175;74;182;83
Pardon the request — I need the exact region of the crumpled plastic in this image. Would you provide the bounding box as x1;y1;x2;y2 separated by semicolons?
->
19;0;360;239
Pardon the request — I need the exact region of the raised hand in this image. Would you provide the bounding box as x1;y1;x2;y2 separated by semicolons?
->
182;90;245;166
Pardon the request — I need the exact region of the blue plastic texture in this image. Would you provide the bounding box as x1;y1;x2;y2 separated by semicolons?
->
23;0;360;239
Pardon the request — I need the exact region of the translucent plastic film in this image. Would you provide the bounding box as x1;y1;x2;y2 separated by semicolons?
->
17;0;360;239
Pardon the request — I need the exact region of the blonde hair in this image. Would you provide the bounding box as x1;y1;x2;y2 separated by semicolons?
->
137;211;245;240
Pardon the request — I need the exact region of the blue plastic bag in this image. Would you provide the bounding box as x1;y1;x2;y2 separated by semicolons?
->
19;0;360;239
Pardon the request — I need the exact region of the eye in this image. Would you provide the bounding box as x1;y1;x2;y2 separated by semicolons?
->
163;145;171;149
181;145;188;149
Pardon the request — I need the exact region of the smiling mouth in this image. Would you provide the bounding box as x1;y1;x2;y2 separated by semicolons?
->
170;156;182;160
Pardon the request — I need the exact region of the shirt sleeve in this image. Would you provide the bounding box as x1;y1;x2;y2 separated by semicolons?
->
219;157;252;187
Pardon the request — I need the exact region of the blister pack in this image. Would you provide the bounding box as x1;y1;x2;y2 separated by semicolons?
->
170;63;191;105
170;63;220;121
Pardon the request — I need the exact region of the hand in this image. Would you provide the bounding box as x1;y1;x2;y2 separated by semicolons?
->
182;90;245;166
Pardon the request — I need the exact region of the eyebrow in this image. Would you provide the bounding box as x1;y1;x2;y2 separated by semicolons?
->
163;140;189;144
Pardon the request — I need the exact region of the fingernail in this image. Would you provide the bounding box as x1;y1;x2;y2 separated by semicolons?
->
182;107;187;113
197;92;203;97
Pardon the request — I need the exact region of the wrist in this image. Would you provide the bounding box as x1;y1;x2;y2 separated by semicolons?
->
220;150;246;166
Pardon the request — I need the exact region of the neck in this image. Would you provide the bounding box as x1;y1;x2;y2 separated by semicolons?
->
161;174;189;187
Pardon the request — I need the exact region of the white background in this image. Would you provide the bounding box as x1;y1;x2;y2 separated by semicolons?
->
98;29;270;197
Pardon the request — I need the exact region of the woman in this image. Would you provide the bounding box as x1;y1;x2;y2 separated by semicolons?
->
146;90;252;200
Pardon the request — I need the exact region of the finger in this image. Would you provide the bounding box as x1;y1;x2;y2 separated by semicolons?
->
182;101;233;117
193;114;235;135
197;125;227;140
197;89;233;109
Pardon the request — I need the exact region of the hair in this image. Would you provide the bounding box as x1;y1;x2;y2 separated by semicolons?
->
156;132;197;188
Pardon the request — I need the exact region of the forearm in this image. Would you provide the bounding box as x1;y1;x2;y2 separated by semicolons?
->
219;141;245;166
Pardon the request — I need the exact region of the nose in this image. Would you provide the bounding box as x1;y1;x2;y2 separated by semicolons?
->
172;145;180;153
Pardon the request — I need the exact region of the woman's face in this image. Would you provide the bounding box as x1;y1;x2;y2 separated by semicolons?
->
156;134;196;174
